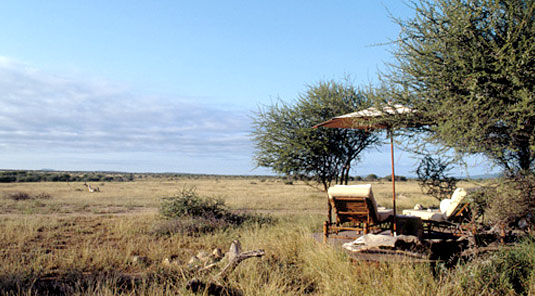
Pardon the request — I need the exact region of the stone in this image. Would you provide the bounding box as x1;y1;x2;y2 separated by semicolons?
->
132;256;150;266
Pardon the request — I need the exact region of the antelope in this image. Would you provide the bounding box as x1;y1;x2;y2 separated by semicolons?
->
83;182;100;192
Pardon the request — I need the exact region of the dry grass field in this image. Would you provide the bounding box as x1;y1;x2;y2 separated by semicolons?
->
0;177;505;295
0;177;480;216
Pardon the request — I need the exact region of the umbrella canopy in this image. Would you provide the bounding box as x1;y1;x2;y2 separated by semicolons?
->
313;104;415;129
314;104;416;235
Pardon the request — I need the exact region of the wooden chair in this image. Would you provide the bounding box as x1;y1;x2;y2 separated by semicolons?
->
324;185;393;242
402;188;474;235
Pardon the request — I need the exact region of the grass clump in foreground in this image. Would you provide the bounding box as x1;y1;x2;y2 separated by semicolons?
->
154;187;273;236
1;212;535;295
439;237;535;295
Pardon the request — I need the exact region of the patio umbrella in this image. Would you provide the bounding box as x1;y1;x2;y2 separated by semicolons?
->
314;104;416;235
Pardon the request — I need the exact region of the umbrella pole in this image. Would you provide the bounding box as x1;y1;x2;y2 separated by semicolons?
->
390;130;397;236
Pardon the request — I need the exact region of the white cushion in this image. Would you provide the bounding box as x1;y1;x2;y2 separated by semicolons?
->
445;188;467;218
440;199;451;214
402;209;445;222
328;184;392;222
328;184;377;209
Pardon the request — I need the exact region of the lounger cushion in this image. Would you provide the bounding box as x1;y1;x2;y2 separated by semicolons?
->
328;184;392;222
328;184;377;209
401;209;445;222
440;199;451;214
446;188;467;218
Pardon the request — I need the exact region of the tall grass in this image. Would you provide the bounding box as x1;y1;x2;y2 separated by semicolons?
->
1;213;534;295
0;178;523;295
437;238;535;295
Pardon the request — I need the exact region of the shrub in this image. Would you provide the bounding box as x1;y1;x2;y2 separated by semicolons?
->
4;192;52;201
0;175;17;183
382;175;408;182
364;174;378;181
160;187;228;220
442;238;535;295
157;187;273;235
4;192;32;201
483;174;535;228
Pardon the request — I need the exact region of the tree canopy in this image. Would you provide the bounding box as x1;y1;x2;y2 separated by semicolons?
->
252;80;379;191
382;0;535;175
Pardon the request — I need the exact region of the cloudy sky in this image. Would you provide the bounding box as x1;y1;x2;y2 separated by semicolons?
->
0;1;495;176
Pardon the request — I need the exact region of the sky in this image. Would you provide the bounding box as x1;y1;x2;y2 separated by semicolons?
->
0;1;496;177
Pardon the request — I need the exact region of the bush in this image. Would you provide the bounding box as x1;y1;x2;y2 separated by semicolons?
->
3;192;52;201
0;175;17;183
442;238;535;295
484;174;535;228
4;192;32;201
160;187;228;219
382;175;407;182
364;174;378;181
157;187;273;235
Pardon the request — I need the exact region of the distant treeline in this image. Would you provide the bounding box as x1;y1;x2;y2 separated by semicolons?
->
0;170;135;183
0;170;282;183
0;170;414;183
356;174;409;182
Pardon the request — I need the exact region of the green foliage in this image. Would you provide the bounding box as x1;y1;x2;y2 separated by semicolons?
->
442;237;535;295
252;80;379;191
160;187;228;220
485;174;535;227
0;170;134;183
382;175;408;182
416;156;458;201
158;187;273;235
364;174;378;181
382;0;535;174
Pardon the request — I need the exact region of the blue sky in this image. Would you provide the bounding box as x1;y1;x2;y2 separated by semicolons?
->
0;1;495;177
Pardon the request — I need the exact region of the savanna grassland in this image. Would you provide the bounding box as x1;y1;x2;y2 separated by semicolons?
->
1;176;531;295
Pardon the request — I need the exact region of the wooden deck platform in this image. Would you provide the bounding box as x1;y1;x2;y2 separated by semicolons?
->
311;231;438;263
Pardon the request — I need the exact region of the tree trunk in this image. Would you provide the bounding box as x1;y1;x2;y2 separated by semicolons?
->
344;164;351;185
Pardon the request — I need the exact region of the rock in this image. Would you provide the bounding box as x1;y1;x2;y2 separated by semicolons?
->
227;240;242;262
363;234;397;248
187;255;201;268
162;257;180;267
212;248;223;259
518;218;529;230
196;251;210;261
132;256;150;266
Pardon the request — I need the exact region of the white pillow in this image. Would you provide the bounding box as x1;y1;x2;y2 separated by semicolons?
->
446;188;467;217
440;198;451;214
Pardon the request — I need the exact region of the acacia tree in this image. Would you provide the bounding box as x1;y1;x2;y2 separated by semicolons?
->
252;80;379;192
381;0;535;175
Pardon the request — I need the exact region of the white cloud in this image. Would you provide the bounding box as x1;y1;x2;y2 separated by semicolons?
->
0;58;254;171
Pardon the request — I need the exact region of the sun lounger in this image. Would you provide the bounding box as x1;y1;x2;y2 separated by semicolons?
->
402;188;472;235
324;184;393;241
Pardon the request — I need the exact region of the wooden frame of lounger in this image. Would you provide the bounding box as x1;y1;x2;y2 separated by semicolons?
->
422;202;474;236
323;196;391;242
